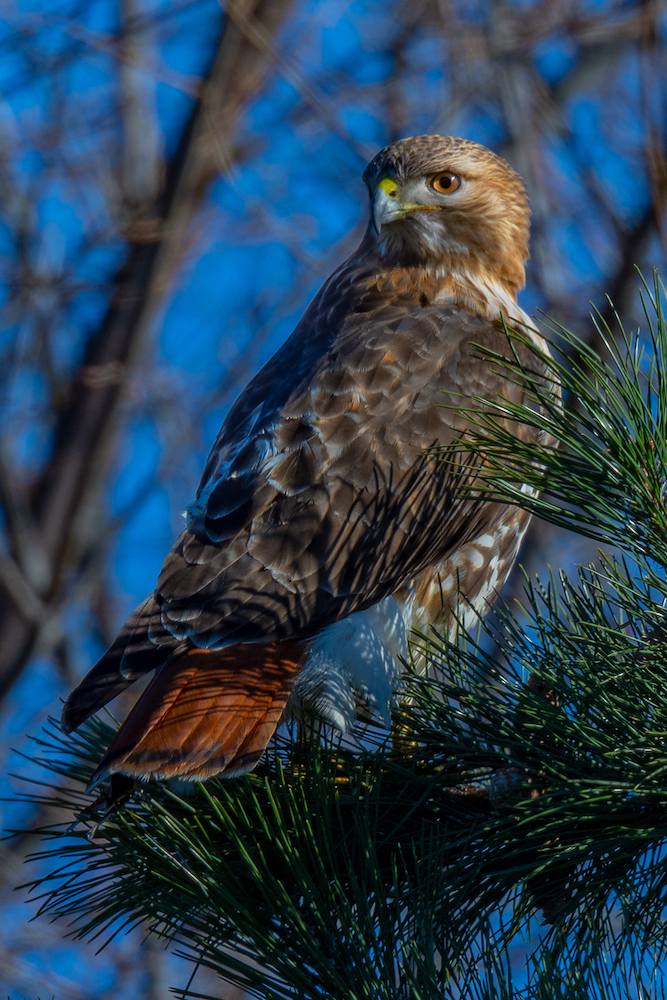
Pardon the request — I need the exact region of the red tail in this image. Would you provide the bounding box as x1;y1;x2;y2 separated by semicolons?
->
91;641;307;785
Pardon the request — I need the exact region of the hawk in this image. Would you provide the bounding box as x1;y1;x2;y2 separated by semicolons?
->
63;134;552;784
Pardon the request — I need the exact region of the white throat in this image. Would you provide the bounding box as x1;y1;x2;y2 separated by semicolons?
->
434;269;546;353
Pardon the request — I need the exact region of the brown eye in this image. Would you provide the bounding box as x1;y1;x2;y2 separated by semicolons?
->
430;173;461;194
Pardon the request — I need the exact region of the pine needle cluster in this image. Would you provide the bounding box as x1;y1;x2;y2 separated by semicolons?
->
14;275;667;999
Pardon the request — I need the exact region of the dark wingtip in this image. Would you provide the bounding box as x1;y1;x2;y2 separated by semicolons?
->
60;710;75;735
61;668;131;733
61;594;172;734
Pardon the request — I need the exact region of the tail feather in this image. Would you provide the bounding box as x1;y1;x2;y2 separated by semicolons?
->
89;641;307;786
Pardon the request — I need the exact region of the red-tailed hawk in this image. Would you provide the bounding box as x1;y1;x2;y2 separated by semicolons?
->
62;134;551;784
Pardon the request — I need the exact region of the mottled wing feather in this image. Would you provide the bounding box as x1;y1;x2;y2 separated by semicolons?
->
153;269;533;650
65;260;542;734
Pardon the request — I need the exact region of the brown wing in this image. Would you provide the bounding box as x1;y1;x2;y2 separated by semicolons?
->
157;311;524;642
62;259;534;733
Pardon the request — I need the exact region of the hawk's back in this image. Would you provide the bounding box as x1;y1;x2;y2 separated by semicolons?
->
61;133;555;782
154;258;536;652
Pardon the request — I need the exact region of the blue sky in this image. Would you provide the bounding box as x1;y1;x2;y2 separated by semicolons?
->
0;0;665;995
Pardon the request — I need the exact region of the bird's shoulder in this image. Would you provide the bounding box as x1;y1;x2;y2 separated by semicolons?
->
197;257;511;498
150;259;534;648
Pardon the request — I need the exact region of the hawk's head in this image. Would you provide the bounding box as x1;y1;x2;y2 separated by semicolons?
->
363;135;530;296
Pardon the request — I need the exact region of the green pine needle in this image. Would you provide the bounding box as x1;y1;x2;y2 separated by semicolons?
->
14;272;667;999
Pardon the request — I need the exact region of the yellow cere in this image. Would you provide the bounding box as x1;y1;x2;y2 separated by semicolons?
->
378;177;398;198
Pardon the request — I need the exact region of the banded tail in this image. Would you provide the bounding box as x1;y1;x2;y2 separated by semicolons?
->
62;638;307;786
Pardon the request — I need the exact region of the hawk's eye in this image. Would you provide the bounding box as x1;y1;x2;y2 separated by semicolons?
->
430;173;461;194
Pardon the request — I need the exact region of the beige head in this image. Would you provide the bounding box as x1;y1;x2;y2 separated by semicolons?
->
363;135;530;296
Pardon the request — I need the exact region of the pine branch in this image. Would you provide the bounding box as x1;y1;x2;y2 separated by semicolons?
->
454;271;667;566
14;275;667;998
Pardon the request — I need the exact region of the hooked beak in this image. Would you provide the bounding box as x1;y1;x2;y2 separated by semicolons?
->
371;177;438;234
372;180;404;234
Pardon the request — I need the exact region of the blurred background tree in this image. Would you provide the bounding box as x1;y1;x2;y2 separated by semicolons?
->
0;0;665;995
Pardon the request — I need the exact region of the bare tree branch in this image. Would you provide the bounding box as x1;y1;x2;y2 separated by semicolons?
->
0;0;295;700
